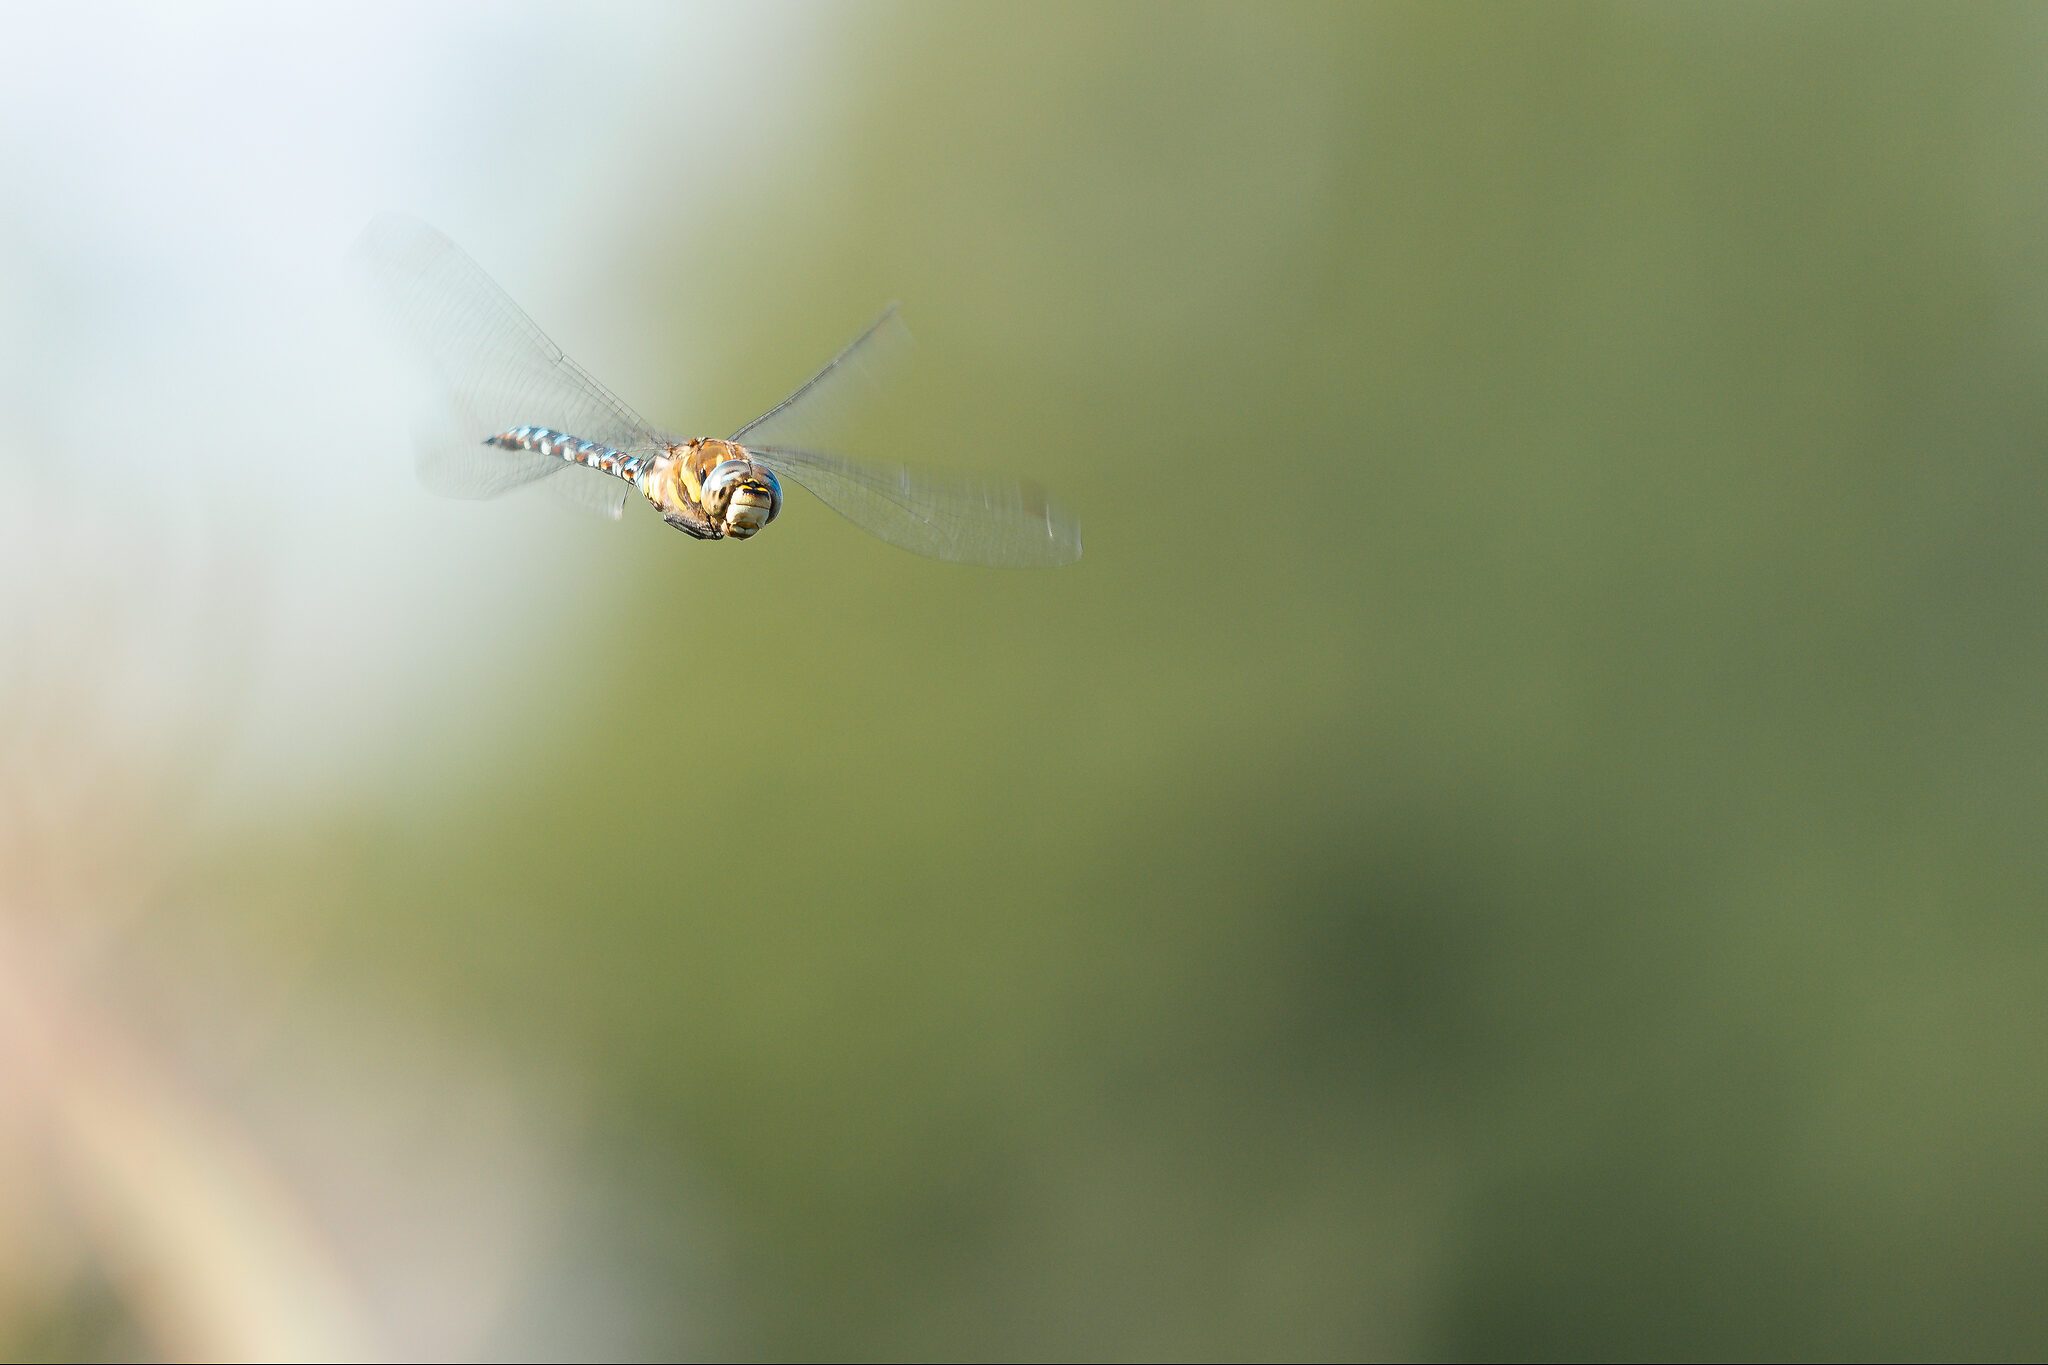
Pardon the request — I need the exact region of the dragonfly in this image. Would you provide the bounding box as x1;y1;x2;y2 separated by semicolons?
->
354;215;1081;567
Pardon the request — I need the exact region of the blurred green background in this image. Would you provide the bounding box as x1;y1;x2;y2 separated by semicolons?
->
16;2;2048;1360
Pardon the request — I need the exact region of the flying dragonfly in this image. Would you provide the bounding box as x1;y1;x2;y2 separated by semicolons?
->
354;215;1081;567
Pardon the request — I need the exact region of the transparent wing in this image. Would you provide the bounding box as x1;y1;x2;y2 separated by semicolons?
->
404;405;634;519
540;457;633;520
730;304;911;450
353;214;661;514
735;307;1082;566
750;444;1083;567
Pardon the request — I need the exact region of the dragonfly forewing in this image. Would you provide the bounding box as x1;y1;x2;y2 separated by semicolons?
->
355;215;666;517
733;308;1082;566
749;444;1082;567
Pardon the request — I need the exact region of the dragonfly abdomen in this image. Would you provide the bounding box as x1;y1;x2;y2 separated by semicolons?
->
486;426;646;483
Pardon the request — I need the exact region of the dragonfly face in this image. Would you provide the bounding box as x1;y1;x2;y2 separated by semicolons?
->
693;441;783;539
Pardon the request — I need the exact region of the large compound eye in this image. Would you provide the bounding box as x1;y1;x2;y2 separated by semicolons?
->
755;466;783;525
700;459;753;511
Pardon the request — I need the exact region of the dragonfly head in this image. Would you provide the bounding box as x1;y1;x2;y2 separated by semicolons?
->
701;457;783;539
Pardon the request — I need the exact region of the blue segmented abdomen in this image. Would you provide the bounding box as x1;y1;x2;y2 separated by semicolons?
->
486;425;647;483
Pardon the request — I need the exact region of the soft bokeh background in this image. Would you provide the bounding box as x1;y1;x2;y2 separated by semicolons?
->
6;2;2048;1360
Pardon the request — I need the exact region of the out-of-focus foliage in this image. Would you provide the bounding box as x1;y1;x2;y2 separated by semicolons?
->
13;2;2048;1360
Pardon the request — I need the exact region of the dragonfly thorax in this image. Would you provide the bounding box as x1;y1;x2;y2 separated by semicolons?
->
636;439;785;542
